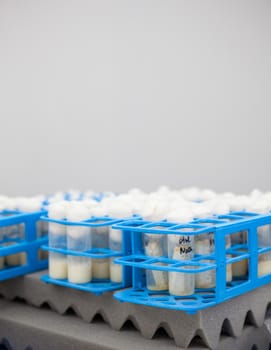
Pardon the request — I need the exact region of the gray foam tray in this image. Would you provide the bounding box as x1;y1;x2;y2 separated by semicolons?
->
0;297;270;350
0;271;271;349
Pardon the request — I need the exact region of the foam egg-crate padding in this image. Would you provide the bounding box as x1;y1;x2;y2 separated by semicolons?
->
0;298;270;350
1;272;271;348
0;210;48;281
112;212;271;313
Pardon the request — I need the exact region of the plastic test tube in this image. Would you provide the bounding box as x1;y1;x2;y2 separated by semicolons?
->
245;201;271;277
140;201;170;291
167;211;195;296
195;232;215;288
16;198;44;264
66;203;92;284
108;205;132;283
231;230;248;277
0;198;12;268
144;233;168;291
48;202;68;279
87;204;110;280
193;206;216;288
211;204;232;283
256;209;271;277
0;223;5;269
3;198;23;267
91;225;110;279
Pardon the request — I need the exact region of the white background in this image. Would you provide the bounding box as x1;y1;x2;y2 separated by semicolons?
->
0;0;270;195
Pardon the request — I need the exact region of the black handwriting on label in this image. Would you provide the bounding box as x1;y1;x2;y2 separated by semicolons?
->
179;236;191;244
208;233;215;246
209;238;215;246
180;246;193;255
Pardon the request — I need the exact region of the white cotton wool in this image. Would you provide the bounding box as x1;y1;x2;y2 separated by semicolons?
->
89;203;108;218
47;192;66;204
66;202;90;221
212;202;230;216
0;195;8;205
245;200;270;215
16;198;42;213
4;198;17;211
83;190;95;198
220;192;235;200
128;188;145;196
129;196;147;216
67;189;82;200
139;201;155;221
48;201;68;236
81;199;99;211
167;209;194;224
156;185;171;195
107;202;133;219
138;199;164;222
192;205;212;219
250;189;264;200
66;203;91;238
199;189;217;201
228;196;251;212
151;201;171;222
48;201;67;219
107;202;133;242
101;191;116;199
179;187;201;202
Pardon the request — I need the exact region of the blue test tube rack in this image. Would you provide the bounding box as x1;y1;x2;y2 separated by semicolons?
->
0;209;48;281
41;215;133;295
112;211;271;314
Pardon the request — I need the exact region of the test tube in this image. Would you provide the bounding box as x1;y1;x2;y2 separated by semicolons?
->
213;204;232;283
5;224;22;266
108;205;132;284
168;233;194;295
16;198;44;264
91;226;110;279
195;233;215;288
48;202;67;279
231;231;248;277
2;198;22;267
88;203;110;280
225;234;232;282
193;206;215;288
167;211;194;296
258;224;271;277
67;203;92;284
139;200;172;290
0;226;5;269
109;227;123;282
246;201;271;277
195;231;232;285
144;233;168;291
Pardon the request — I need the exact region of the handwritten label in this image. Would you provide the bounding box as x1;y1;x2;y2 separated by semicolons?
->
178;235;193;258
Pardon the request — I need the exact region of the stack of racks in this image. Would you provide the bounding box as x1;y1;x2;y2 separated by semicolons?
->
41;186;271;314
0;195;48;280
1;187;271;349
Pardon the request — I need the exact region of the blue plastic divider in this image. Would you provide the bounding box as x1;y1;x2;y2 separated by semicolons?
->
112;211;271;314
41;215;135;295
0;210;48;281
